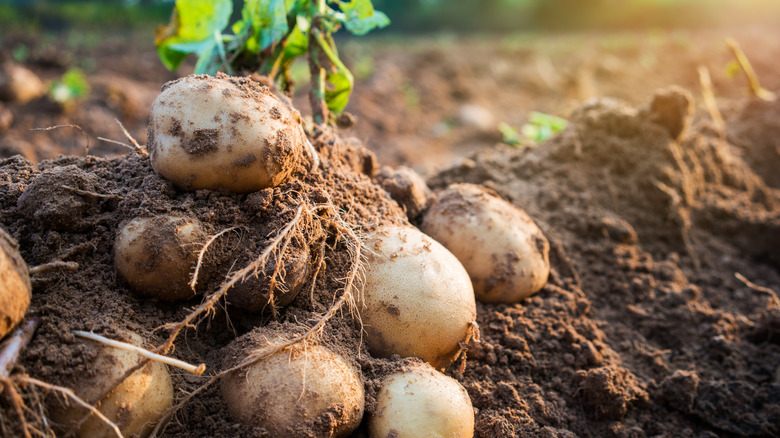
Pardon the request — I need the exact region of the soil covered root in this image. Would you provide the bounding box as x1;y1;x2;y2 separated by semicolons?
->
147;193;366;437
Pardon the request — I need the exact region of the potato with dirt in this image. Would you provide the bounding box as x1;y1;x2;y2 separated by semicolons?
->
114;215;206;301
421;183;550;303
49;331;173;438
221;325;365;437
147;73;308;193
359;225;477;369
0;228;31;340
370;362;475;438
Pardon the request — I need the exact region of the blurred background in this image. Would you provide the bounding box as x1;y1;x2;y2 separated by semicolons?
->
0;0;778;171
1;0;780;33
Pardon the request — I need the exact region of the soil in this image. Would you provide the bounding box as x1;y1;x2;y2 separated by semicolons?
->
1;25;779;438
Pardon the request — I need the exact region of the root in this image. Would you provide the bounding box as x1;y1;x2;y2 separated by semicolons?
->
114;119;147;156
159;204;307;353
1;319;122;438
190;227;240;292
60;184;119;199
18;376;124;438
28;261;79;276
149;197;365;438
31;124;90;156
72;331;205;375
735;273;780;307
0;319;39;378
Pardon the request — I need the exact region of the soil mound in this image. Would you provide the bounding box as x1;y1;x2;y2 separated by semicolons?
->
430;87;780;436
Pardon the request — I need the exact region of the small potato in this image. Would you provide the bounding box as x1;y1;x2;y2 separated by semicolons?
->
115;215;205;301
147;73;306;192
421;183;550;304
50;331;173;438
370;362;474;438
0;63;45;103
221;326;365;437
359;226;476;369
0;228;31;339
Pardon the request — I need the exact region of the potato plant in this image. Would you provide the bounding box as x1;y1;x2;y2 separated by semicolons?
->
155;0;389;124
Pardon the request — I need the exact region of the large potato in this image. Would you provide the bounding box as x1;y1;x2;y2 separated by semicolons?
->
114;215;205;301
50;331;173;438
0;228;31;340
359;226;476;369
421;183;550;304
221;327;365;437
147;73;306;192
370;362;474;438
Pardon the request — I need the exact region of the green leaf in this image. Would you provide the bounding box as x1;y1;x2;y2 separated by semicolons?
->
155;0;232;71
498;122;522;147
521;112;567;142
281;23;309;63
325;71;352;113
528;111;567;132
48;68;90;104
336;0;390;36
236;0;290;53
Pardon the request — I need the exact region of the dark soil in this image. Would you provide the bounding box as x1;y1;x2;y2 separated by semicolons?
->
1;25;779;438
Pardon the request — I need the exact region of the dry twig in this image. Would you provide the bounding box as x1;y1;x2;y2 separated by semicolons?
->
726;38;776;102
697;65;725;131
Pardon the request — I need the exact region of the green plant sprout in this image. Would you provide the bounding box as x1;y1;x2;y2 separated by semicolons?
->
155;0;389;125
48;68;90;105
500;112;567;147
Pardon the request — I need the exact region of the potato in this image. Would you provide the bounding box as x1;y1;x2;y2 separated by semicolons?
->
370;362;474;438
0;228;31;340
114;215;205;301
221;327;365;437
147;73;306;192
420;183;550;304
50;331;173;438
359;225;476;369
0;63;45;103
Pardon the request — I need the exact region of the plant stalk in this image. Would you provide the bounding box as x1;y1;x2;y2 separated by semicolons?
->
308;0;328;125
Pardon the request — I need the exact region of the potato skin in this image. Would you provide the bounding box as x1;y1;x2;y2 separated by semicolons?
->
147;73;305;193
221;330;365;437
114;215;204;301
370;362;474;438
0;228;31;339
420;183;550;304
50;332;173;438
359;226;476;369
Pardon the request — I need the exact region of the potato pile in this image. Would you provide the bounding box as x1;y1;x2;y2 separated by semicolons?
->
2;73;551;437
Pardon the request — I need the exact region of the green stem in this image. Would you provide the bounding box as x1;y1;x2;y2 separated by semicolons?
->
308;0;328;125
312;30;354;88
